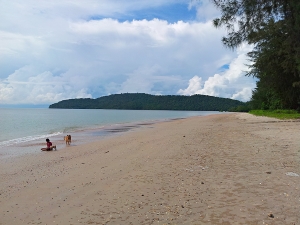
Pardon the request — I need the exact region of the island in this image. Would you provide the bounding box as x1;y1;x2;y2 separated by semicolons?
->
49;93;246;111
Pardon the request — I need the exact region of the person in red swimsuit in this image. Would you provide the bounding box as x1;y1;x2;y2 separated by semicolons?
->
41;138;56;151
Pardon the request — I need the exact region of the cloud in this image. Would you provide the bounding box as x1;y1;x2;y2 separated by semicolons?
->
0;66;91;104
189;0;221;21
177;76;203;95
231;87;253;101
178;44;255;101
0;0;256;105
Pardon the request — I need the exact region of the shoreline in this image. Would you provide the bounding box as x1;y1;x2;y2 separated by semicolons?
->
0;117;177;159
0;108;220;148
0;113;299;224
0;110;225;158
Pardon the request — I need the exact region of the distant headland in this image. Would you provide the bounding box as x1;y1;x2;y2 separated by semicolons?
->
49;93;246;111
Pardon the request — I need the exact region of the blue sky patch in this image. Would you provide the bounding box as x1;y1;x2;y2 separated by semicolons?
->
219;64;230;71
89;3;197;23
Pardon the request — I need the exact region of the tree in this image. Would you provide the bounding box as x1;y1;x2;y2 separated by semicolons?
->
212;0;300;109
247;19;300;109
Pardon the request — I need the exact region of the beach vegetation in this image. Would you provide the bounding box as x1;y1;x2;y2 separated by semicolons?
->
249;109;300;119
228;103;251;112
212;0;300;111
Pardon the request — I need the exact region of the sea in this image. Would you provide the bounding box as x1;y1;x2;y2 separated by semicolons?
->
0;108;225;158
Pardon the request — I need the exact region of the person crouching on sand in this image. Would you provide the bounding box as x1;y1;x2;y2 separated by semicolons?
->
41;138;56;151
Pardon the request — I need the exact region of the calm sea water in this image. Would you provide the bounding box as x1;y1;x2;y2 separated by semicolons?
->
0;108;224;157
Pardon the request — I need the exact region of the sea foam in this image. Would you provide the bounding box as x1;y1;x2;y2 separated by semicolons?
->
0;132;62;147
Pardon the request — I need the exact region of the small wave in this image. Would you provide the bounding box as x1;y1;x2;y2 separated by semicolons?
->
0;132;62;147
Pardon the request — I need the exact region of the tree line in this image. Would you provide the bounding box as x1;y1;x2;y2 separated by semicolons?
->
49;93;246;111
212;0;300;110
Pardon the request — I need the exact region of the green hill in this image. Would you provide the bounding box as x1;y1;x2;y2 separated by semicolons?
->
49;93;245;111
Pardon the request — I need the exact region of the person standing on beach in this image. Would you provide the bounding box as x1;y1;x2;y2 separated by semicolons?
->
41;138;56;151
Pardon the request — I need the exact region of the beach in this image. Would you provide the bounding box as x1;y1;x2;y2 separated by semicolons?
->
0;113;299;224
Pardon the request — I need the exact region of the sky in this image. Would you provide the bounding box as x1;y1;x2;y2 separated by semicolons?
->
0;0;256;106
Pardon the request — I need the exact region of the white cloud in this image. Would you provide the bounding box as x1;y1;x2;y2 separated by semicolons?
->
0;0;256;105
178;76;202;95
231;87;253;102
178;44;255;101
189;0;221;21
0;66;91;104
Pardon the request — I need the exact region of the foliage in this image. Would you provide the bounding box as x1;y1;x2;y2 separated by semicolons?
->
212;0;300;110
249;79;284;110
228;102;251;112
249;109;300;119
49;93;245;111
247;17;300;109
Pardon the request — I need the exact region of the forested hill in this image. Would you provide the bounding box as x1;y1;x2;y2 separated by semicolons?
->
49;93;245;111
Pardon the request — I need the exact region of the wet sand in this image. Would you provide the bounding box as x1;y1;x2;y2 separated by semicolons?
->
0;122;151;158
0;113;299;224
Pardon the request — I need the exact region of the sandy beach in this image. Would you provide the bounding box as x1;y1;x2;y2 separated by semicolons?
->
0;113;299;225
